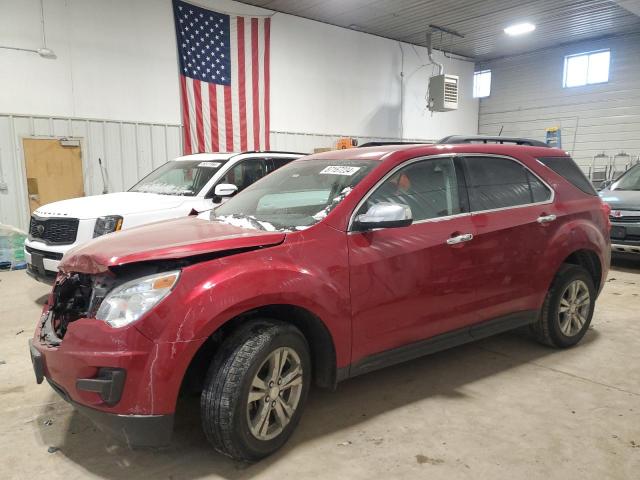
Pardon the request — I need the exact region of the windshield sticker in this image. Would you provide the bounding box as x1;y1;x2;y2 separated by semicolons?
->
198;161;222;168
319;166;361;176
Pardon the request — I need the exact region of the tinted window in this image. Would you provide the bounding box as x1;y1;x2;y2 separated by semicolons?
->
528;171;552;202
271;157;296;169
538;156;597;196
464;156;550;211
359;157;462;221
218;158;267;192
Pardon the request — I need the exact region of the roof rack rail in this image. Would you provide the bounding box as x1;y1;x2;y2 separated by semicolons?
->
438;135;549;148
238;150;308;156
358;141;430;148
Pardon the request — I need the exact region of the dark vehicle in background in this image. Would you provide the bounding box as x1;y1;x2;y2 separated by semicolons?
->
599;164;640;255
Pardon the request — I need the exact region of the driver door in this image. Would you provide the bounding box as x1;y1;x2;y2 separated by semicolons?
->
348;156;479;364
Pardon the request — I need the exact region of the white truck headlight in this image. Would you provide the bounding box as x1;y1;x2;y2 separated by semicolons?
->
93;215;123;238
96;271;180;328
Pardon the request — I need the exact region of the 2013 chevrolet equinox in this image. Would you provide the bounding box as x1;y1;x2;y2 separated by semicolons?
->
30;139;611;461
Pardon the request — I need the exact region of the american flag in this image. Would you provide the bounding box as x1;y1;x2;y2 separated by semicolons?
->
172;0;271;153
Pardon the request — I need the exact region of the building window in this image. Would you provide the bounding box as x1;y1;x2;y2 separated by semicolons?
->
473;70;491;98
563;49;610;88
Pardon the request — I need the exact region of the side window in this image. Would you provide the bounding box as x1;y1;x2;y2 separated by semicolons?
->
219;158;267;192
537;156;597;196
527;171;552;203
359;157;462;222
271;157;296;169
463;156;550;211
264;157;297;174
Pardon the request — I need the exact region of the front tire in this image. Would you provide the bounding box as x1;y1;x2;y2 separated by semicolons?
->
531;264;596;348
200;320;311;462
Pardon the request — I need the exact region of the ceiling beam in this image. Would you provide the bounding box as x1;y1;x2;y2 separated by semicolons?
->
613;0;640;17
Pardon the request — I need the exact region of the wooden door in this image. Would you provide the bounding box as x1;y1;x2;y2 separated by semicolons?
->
23;139;84;212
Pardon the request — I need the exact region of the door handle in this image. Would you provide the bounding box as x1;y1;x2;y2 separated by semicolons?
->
446;233;474;245
537;214;557;224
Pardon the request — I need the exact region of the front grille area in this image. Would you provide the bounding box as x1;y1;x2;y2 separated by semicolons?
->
29;216;79;245
610;216;640;223
25;245;64;261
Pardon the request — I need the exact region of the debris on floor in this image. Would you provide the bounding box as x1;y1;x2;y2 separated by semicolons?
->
416;454;444;465
47;447;59;454
15;329;24;335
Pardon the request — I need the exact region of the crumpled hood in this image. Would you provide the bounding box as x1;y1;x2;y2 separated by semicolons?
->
599;190;640;211
33;192;188;220
60;217;286;274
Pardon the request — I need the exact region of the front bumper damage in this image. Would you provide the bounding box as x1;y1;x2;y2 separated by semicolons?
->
29;279;202;448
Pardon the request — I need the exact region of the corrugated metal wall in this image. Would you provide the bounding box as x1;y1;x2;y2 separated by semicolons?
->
0;113;432;231
0;114;183;231
478;32;640;173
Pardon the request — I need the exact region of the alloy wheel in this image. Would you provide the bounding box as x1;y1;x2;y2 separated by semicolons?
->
558;279;591;337
247;347;304;441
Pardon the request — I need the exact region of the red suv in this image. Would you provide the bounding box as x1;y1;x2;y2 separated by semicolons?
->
30;137;610;461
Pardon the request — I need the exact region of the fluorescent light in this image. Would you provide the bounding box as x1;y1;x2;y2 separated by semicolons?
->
504;22;536;36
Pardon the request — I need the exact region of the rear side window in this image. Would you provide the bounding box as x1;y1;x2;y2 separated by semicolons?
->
271;157;296;169
537;156;597;196
463;156;552;211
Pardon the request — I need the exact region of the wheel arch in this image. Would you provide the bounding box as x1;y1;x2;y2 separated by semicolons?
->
561;248;604;293
181;303;339;395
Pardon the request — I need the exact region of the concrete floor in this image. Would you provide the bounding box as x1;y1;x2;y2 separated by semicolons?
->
1;258;639;480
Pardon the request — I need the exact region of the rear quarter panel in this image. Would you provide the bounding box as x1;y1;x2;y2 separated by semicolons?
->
523;154;610;302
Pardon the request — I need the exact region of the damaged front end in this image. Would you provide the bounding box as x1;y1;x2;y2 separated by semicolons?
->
39;272;118;346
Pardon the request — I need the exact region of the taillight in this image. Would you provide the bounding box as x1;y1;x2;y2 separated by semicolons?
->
600;201;611;231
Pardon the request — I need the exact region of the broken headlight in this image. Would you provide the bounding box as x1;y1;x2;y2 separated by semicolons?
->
93;215;123;238
96;271;180;328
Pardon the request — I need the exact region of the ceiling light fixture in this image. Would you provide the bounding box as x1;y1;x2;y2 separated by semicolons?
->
504;22;536;36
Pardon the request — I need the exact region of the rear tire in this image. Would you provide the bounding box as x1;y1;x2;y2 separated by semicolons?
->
200;319;311;462
531;264;596;348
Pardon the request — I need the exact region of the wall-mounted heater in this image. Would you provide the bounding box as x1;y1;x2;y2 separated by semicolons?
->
428;74;459;112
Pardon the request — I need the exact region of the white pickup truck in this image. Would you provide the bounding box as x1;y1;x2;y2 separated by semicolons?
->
24;151;303;283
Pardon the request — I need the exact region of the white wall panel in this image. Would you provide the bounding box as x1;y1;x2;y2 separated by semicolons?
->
0;0;480;231
0;114;182;231
478;33;640;171
0;0;478;137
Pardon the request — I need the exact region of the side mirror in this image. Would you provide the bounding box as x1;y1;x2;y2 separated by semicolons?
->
213;183;238;198
353;202;413;231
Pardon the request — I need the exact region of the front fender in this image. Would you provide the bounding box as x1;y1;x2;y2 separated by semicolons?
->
134;226;352;367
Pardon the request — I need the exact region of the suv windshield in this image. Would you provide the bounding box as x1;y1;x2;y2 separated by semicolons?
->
130;160;226;196
212;159;379;231
612;165;640;191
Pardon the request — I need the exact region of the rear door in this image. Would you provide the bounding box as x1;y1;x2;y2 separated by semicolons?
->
348;155;479;362
461;154;557;322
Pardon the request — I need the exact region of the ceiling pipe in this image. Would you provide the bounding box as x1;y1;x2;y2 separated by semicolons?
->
0;0;56;59
426;30;444;75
